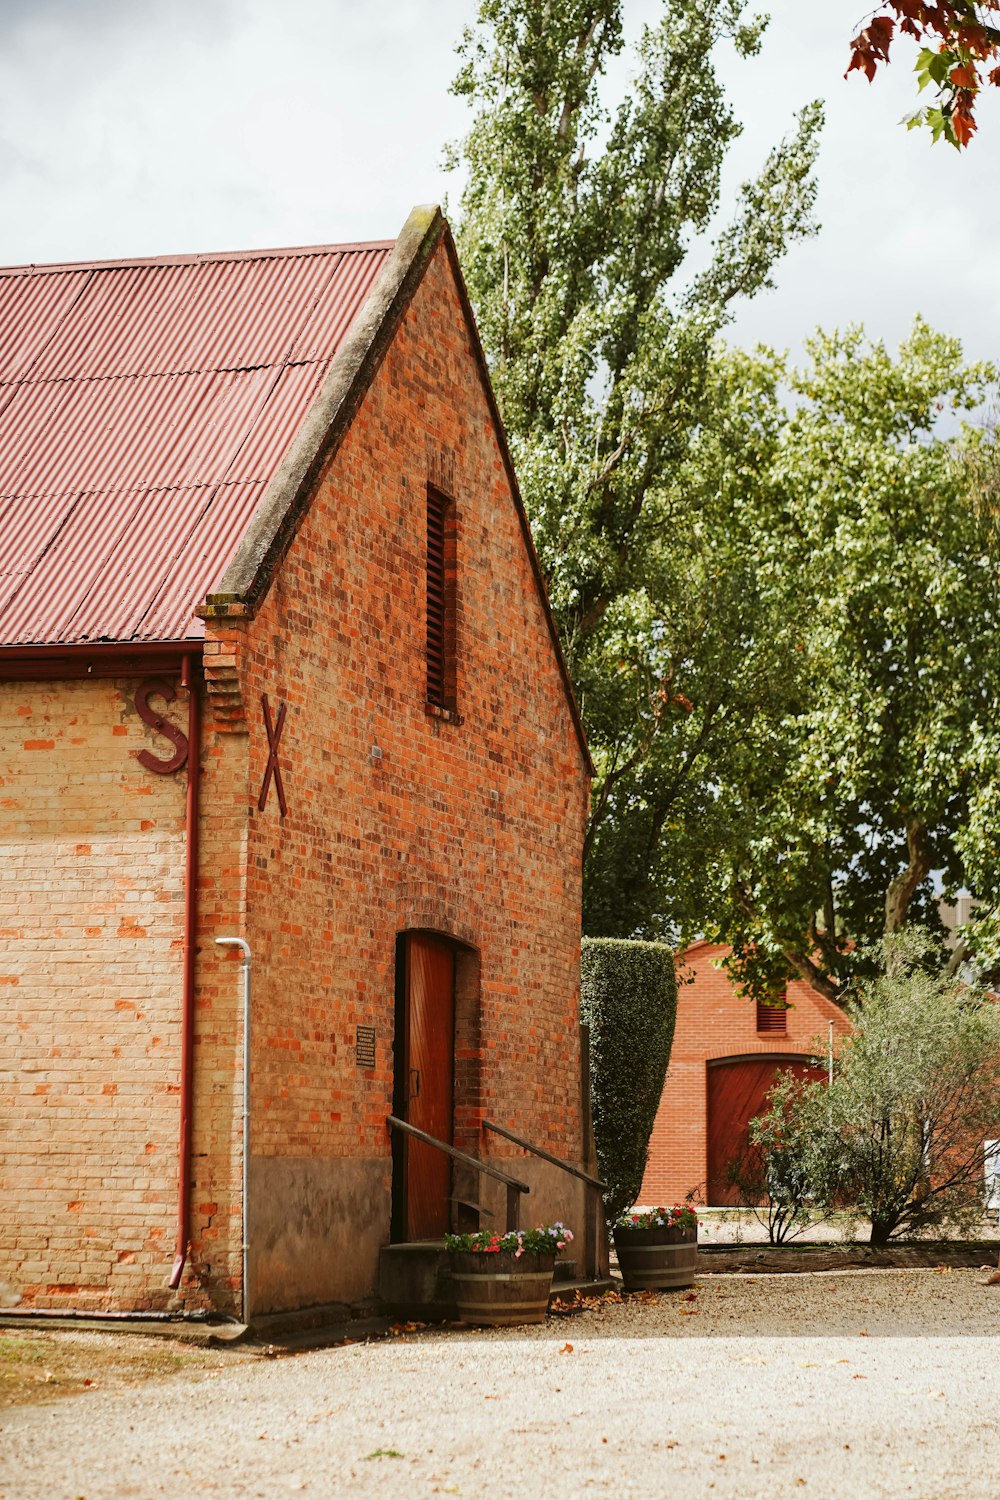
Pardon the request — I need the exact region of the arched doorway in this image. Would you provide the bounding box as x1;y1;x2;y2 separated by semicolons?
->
391;928;482;1241
706;1053;826;1206
392;931;455;1240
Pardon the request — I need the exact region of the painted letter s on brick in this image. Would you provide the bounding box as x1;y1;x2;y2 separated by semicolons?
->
134;679;189;773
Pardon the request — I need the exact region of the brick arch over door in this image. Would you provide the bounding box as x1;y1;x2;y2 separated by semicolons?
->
392;881;484;954
706;1053;826;1207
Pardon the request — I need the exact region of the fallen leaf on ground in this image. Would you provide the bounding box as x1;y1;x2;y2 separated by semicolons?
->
559;1343;574;1354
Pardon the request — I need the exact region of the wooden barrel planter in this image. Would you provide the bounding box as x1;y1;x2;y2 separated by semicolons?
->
613;1224;697;1291
449;1251;556;1326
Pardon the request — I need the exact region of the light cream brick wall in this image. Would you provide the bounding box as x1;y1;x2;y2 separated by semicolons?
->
0;677;246;1312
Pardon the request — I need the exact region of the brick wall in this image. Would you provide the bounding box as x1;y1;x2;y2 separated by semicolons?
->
226;238;589;1310
0;678;239;1310
639;942;851;1207
0;236;589;1317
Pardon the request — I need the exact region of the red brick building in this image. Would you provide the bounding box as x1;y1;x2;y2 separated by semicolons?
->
0;206;593;1319
639;942;850;1207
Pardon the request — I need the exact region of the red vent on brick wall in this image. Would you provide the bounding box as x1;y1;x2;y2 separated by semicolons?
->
756;1000;787;1033
426;487;447;705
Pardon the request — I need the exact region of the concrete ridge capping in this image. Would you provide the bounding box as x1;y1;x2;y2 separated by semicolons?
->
203;204;444;616
201;202;594;775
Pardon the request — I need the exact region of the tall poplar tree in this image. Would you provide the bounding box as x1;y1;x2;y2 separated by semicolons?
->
450;1;823;941
451;3;1000;1004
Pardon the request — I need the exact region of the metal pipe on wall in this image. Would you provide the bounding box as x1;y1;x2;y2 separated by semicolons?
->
216;937;252;1324
168;654;201;1291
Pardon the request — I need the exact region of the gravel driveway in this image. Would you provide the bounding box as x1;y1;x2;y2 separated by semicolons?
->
3;1269;1000;1499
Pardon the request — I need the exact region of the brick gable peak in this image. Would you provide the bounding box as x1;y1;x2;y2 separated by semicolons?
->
201;204;593;776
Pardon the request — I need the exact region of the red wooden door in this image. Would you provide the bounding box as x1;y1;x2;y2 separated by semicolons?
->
707;1056;825;1206
404;934;455;1239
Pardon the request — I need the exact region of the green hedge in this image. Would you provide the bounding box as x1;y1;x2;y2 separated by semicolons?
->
580;938;678;1221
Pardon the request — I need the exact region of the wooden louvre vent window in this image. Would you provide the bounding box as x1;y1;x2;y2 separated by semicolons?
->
756;1000;788;1034
426;485;454;709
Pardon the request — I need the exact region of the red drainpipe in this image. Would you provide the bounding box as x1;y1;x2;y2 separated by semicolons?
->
169;654;201;1290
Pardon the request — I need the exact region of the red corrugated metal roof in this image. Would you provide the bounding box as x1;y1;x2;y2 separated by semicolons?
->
0;239;393;646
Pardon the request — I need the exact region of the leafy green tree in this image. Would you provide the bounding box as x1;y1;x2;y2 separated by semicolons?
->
714;323;1000;1004
450;5;1000;1003
749;931;1000;1244
449;0;823;941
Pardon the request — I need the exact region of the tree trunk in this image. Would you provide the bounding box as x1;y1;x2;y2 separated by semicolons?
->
884;818;932;934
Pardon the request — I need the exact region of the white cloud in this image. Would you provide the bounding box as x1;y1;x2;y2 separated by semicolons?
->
0;0;995;370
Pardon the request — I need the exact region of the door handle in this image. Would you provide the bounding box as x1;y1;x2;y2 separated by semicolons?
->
409;1067;421;1101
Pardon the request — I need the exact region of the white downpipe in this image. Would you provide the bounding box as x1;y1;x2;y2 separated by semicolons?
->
216;937;252;1324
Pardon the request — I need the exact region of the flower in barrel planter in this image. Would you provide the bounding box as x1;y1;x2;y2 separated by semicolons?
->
612;1205;698;1292
617;1204;698;1233
445;1224;574;1326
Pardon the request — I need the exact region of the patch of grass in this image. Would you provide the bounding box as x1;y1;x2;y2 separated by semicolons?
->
0;1328;253;1408
0;1334;48;1365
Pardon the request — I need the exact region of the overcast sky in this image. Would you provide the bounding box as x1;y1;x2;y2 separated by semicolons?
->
1;0;997;369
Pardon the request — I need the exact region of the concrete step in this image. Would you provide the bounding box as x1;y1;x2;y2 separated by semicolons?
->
379;1241;456;1321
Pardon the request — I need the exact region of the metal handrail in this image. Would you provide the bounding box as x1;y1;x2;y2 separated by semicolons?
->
482;1119;606;1190
482;1117;609;1282
386;1114;530;1231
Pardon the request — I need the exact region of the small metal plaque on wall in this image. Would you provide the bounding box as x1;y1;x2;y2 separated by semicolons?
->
355;1026;376;1069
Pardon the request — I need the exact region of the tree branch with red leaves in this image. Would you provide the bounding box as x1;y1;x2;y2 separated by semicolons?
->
847;2;1000;146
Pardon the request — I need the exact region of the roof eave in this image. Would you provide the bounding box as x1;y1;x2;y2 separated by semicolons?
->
0;638;200;682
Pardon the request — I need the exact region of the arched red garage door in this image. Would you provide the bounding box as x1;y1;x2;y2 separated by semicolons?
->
706;1054;826;1206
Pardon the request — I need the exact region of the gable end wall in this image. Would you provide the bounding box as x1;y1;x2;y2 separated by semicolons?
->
235;239;589;1311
